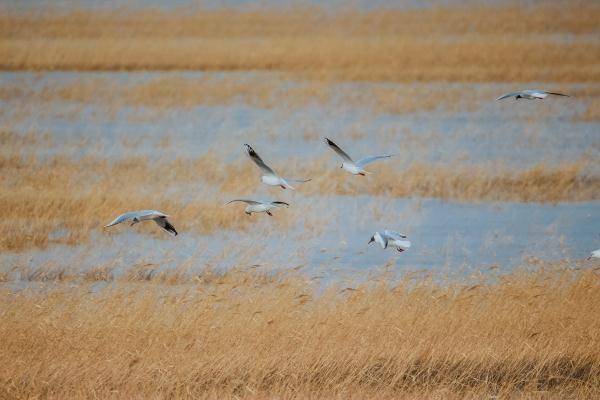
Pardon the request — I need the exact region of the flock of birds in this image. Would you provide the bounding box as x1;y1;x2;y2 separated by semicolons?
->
104;88;600;259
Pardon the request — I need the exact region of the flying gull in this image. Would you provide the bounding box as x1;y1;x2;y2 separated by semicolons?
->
368;230;411;253
104;210;178;236
225;199;289;216
244;144;310;189
324;138;393;176
496;89;570;101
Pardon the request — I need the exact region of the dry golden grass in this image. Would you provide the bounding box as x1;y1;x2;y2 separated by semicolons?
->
0;266;599;398
1;149;598;251
1;6;599;82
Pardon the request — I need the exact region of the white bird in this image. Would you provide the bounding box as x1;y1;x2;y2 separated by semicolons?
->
324;138;393;175
225;199;289;216
368;230;411;253
587;249;600;260
104;210;178;236
244;144;311;190
496;89;570;101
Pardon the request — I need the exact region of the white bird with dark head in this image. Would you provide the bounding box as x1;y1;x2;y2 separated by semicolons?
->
244;144;311;189
324;138;393;176
104;210;178;236
368;230;411;253
225;199;289;216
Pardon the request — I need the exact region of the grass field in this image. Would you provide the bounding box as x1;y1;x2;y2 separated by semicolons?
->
1;266;599;399
1;6;599;82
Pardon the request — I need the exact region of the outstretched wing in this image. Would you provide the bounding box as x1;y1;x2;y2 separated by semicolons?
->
154;217;178;236
225;199;261;206
384;230;407;240
545;91;569;97
244;144;276;175
105;212;136;227
324;138;354;163
356;155;393;168
495;91;521;100
284;178;311;183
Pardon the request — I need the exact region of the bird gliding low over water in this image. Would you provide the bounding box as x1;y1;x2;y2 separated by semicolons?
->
368;230;412;253
225;199;289;216
105;210;178;236
495;89;570;101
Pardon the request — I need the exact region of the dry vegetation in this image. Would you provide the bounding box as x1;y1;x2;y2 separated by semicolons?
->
0;266;599;398
1;6;599;82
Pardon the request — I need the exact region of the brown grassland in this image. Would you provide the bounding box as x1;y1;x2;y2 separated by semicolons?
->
1;6;599;82
1;266;599;398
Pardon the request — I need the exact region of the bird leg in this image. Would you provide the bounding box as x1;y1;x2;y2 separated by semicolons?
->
130;218;140;226
266;211;273;216
396;248;405;253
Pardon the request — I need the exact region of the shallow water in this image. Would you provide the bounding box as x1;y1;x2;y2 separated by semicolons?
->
2;197;598;282
2;72;598;171
1;71;599;282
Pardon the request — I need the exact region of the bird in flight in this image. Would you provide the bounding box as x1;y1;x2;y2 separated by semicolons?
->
496;89;570;101
368;230;411;253
104;210;178;236
324;138;393;176
225;199;289;216
244;144;311;189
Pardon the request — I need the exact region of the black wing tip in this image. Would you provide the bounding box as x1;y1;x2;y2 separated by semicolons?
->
244;144;257;156
273;201;290;206
548;92;570;97
163;221;178;236
324;137;335;145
